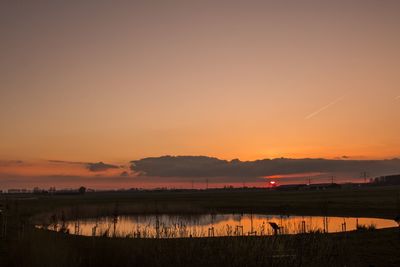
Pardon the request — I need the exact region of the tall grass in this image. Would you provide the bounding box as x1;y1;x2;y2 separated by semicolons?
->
2;187;400;266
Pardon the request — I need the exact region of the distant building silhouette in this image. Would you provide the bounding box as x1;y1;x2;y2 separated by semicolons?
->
373;174;400;185
276;183;341;191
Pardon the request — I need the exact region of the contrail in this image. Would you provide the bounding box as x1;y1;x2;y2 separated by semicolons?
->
305;96;344;120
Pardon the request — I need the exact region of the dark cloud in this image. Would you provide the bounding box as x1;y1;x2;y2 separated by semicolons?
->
120;171;129;177
48;160;121;172
130;156;400;179
48;160;85;165
86;162;119;172
0;160;24;166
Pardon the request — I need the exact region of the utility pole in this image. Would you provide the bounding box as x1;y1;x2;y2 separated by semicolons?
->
362;172;368;184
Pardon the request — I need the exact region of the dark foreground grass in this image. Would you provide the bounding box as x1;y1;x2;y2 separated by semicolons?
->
1;185;400;266
4;226;400;267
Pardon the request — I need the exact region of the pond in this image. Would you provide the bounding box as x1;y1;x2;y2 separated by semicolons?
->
37;214;398;238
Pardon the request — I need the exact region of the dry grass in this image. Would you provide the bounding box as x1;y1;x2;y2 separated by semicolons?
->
1;186;400;266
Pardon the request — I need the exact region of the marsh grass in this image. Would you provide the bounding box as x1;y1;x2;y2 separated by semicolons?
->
356;223;376;231
5;226;352;267
2;186;400;266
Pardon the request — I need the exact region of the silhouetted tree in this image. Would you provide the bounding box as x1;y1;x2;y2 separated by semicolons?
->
78;186;86;194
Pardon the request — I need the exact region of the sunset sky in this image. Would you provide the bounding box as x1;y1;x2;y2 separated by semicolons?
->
1;1;399;189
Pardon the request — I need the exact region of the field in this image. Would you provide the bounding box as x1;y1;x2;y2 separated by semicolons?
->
1;185;400;266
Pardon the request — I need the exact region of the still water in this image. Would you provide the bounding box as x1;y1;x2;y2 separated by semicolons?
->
39;214;398;238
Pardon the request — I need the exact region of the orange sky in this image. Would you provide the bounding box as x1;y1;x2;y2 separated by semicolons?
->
0;1;399;180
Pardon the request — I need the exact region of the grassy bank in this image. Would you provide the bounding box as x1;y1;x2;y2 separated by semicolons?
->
6;185;400;218
1;185;400;266
4;224;400;267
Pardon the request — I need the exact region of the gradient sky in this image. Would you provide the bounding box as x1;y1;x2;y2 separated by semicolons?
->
1;1;400;188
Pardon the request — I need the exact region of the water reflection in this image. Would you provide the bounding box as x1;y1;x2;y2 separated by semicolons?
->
38;214;397;238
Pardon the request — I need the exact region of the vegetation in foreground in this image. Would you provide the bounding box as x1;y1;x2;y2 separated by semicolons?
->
1;186;400;266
